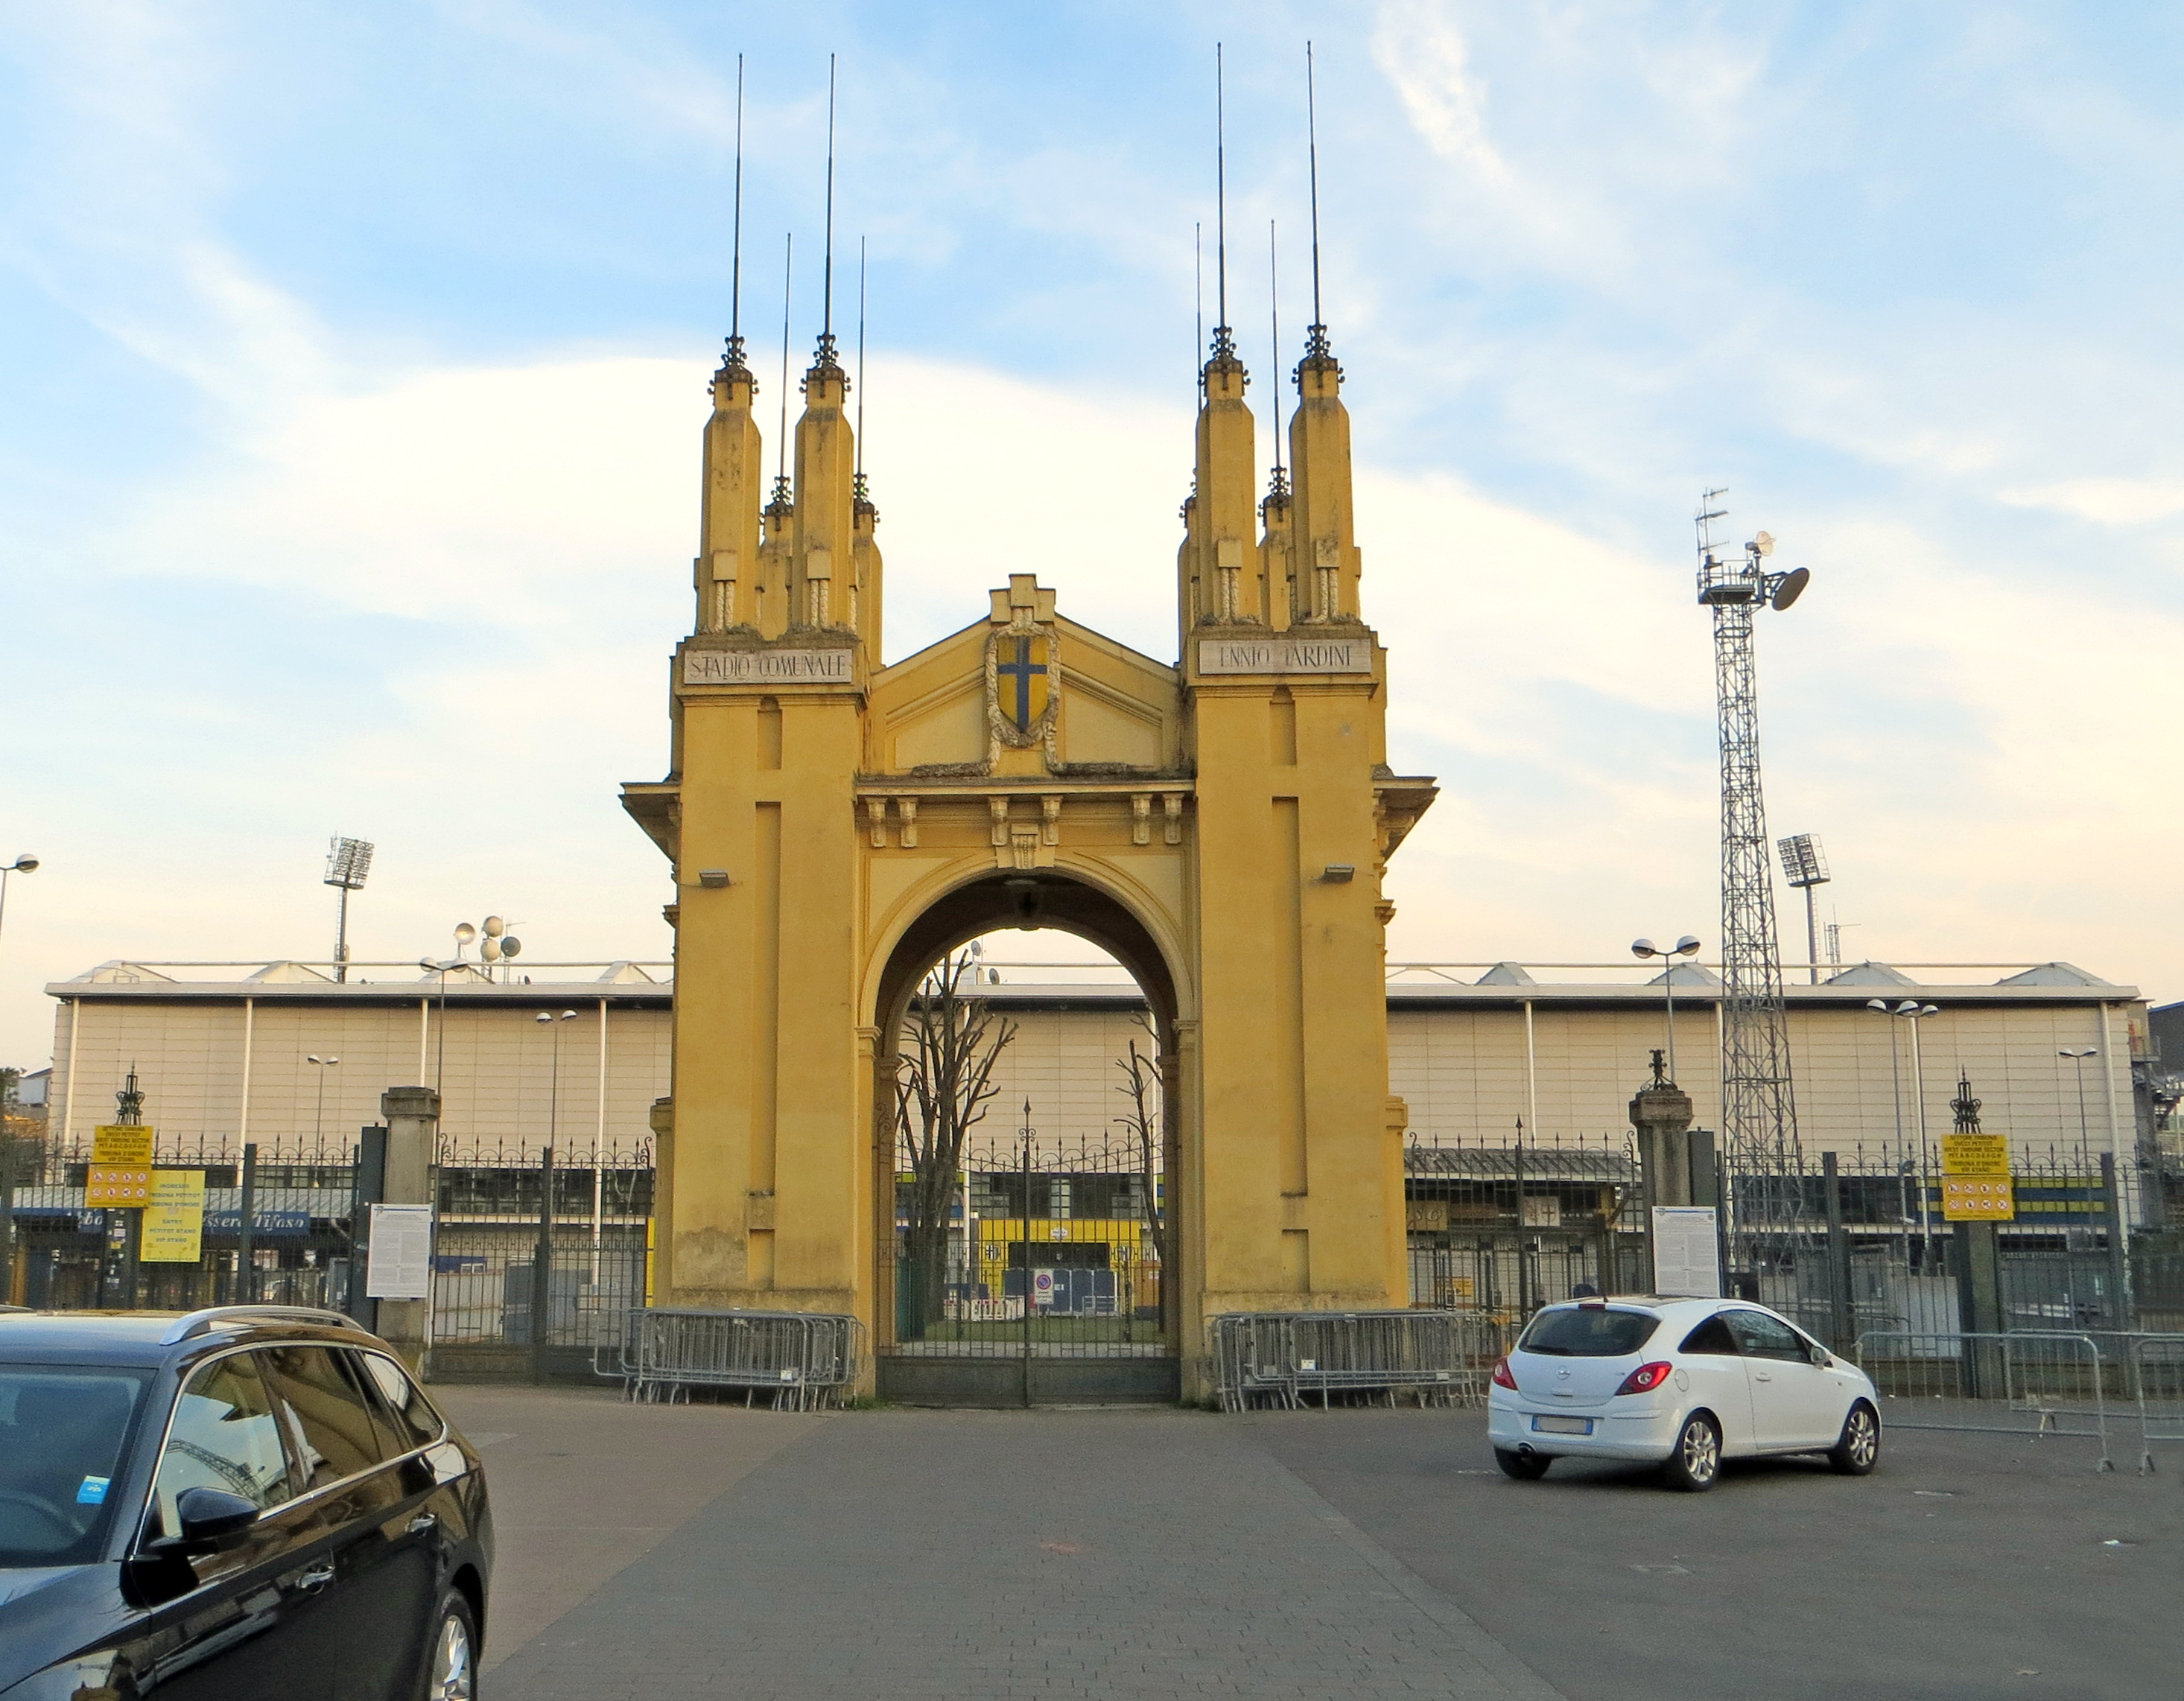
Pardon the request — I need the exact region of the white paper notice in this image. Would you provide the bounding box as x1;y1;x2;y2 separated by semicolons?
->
365;1204;435;1300
1651;1206;1722;1298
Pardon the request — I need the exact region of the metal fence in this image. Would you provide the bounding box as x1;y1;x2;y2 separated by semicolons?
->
1;1137;655;1370
594;1307;864;1409
6;1139;355;1312
1403;1136;1647;1319
1210;1310;1507;1411
887;1131;1171;1364
428;1142;653;1355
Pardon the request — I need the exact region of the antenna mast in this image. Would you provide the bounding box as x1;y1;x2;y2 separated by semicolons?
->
1695;490;1813;1273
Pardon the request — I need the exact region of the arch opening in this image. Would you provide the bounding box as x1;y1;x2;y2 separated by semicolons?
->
872;872;1182;1407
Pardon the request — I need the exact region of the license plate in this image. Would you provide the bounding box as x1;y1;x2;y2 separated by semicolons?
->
1531;1415;1593;1435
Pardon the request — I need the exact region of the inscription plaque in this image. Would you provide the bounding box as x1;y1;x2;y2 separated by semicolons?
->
683;648;855;685
1197;636;1371;675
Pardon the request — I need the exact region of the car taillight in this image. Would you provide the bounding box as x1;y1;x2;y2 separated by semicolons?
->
1614;1361;1673;1396
1491;1355;1518;1390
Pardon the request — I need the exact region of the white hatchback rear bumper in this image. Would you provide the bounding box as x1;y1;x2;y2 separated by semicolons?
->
1487;1395;1686;1463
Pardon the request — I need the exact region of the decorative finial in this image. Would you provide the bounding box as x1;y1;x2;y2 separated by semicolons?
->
1951;1074;1983;1133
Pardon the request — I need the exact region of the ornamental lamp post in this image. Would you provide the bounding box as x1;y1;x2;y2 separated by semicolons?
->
1631;935;1704;1084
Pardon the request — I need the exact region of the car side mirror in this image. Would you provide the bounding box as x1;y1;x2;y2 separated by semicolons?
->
1809;1346;1832;1368
171;1487;259;1553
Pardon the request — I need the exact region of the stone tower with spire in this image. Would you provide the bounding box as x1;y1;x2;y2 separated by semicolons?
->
624;265;1435;1399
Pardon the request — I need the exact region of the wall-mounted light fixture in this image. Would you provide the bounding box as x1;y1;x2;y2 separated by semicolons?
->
1321;865;1356;883
697;870;732;889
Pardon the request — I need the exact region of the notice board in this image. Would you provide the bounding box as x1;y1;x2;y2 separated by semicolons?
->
1651;1206;1722;1298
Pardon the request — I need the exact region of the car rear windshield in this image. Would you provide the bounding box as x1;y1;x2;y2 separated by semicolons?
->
0;1365;150;1568
1519;1309;1661;1357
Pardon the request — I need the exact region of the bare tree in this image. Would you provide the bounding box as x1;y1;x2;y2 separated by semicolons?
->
1113;1016;1166;1276
895;950;1016;1332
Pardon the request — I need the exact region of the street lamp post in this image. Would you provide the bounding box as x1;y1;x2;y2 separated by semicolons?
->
0;855;40;979
1870;999;1941;1269
533;1010;578;1376
1631;935;1704;1084
305;1055;340;1162
2059;1048;2098;1169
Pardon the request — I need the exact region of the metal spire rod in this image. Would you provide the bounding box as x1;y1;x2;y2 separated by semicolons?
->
1306;40;1324;334
1269;219;1284;475
775;233;793;489
1292;40;1327;360
1194;221;1204;399
729;52;744;352
855;235;866;480
1214;43;1228;341
822;54;837;341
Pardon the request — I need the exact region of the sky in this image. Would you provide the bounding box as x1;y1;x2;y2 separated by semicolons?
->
3;1;2181;1070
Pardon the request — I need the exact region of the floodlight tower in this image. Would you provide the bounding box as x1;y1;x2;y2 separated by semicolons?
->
1777;833;1831;985
323;837;375;983
1695;492;1811;1253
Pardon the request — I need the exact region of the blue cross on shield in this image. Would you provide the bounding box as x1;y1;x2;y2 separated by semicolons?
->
994;633;1053;736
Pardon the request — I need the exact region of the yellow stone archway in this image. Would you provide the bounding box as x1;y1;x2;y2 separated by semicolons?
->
622;325;1436;1398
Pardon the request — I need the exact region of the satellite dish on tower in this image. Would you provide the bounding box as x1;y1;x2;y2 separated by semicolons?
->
1750;531;1775;558
1770;567;1810;611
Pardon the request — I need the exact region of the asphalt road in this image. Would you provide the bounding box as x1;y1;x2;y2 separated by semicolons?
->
439;1388;2178;1701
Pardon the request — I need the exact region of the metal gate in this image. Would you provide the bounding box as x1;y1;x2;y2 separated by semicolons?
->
880;1127;1176;1405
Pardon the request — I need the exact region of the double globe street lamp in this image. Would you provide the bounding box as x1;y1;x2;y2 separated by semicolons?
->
1631;935;1704;1083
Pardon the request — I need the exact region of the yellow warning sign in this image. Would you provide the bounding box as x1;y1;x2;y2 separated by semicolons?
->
1942;1174;2015;1221
142;1169;206;1263
1941;1134;2010;1177
92;1125;155;1167
85;1165;153;1206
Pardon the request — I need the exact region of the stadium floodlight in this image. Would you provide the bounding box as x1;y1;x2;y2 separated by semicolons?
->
322;836;375;983
1777;833;1831;985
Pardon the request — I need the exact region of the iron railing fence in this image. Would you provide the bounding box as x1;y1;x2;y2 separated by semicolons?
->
6;1136;358;1312
429;1142;653;1351
887;1131;1170;1362
4;1139;657;1357
1403;1134;1646;1320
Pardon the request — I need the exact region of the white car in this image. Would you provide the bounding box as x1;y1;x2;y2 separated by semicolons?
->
1486;1295;1882;1491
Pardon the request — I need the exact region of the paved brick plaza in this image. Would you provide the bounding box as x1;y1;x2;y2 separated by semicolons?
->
445;1389;2177;1701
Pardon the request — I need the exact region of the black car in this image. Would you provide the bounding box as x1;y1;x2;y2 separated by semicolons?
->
0;1305;492;1700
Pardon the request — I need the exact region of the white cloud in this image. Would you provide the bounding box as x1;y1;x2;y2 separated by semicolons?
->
7;343;2177;1069
2001;476;2184;527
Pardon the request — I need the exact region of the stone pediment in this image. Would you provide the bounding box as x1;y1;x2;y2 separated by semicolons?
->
865;579;1181;779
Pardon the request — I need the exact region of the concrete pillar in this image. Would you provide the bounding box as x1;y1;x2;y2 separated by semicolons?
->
375;1086;440;1371
1631;1080;1697;1208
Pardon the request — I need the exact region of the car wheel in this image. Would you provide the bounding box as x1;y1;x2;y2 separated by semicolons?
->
419;1589;478;1701
1661;1412;1722;1492
1827;1401;1881;1476
1494;1448;1552;1481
